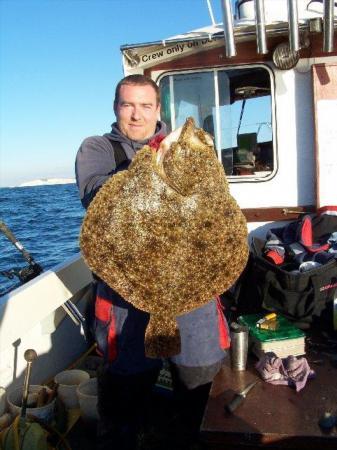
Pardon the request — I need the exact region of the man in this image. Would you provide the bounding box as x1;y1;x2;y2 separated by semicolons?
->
76;75;228;449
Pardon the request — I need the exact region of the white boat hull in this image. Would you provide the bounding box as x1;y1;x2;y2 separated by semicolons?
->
0;254;93;391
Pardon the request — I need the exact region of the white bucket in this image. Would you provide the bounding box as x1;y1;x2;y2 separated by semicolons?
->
54;369;90;409
7;385;55;423
76;377;98;423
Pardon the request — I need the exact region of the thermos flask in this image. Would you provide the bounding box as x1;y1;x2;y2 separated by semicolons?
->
230;322;249;371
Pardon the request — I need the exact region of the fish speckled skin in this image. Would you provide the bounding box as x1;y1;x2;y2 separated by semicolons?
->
80;118;248;357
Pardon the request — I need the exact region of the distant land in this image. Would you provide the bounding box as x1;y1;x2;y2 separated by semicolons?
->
16;178;76;187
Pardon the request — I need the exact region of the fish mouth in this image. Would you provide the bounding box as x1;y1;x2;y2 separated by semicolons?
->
155;117;213;194
155;125;183;167
155;125;184;194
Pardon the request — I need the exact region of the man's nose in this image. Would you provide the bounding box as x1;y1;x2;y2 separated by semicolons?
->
131;106;141;120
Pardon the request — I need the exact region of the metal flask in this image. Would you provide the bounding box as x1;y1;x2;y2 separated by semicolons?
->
230;322;249;371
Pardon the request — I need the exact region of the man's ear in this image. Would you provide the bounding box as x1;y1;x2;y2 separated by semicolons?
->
113;101;118;116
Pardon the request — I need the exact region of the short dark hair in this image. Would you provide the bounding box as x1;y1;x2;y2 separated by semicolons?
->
114;75;160;106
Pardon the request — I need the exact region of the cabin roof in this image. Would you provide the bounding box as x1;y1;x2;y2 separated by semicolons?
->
120;5;336;72
120;11;335;52
120;20;308;71
120;21;292;52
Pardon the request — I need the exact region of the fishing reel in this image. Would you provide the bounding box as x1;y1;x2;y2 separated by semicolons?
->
0;221;43;292
16;263;43;283
1;263;43;284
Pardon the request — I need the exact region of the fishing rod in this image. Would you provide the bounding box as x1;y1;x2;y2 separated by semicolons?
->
0;220;87;334
0;220;43;284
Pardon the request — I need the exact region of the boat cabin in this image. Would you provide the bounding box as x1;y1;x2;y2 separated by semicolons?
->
121;0;337;231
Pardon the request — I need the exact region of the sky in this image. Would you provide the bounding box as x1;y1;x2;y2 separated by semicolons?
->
0;0;234;187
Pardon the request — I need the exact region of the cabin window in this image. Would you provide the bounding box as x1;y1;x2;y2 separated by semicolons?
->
159;66;274;180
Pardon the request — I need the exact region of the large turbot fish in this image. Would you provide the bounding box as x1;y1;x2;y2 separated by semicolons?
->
80;117;248;358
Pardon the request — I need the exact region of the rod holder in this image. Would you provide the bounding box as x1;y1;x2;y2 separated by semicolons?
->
221;0;236;57
323;0;334;53
254;0;268;54
288;0;300;52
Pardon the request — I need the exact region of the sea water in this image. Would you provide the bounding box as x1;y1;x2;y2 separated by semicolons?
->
0;183;84;295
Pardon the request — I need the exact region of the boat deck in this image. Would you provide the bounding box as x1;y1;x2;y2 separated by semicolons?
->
201;351;337;450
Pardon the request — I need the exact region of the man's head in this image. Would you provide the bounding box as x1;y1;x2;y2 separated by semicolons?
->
114;75;161;141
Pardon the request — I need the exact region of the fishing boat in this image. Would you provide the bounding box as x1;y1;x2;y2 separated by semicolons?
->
1;0;337;448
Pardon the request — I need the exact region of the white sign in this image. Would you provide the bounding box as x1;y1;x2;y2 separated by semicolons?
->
124;39;220;69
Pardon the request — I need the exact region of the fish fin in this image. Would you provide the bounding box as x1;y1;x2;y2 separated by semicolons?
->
145;313;181;358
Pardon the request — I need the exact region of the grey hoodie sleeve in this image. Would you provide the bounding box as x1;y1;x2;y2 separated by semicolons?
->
75;136;116;209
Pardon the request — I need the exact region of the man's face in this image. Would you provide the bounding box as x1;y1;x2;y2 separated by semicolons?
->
115;84;160;141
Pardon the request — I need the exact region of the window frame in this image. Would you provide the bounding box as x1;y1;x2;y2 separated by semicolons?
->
157;64;277;183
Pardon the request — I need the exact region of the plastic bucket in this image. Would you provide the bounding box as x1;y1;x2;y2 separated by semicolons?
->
76;377;98;423
7;385;55;423
54;369;90;409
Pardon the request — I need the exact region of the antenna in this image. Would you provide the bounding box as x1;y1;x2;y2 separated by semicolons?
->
206;0;216;26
